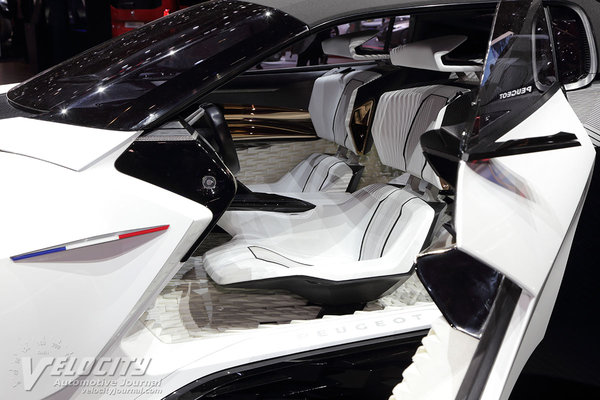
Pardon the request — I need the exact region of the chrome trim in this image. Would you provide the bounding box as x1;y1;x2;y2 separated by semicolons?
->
563;4;597;91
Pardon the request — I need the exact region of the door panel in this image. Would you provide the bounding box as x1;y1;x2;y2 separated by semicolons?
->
201;65;377;144
413;1;596;399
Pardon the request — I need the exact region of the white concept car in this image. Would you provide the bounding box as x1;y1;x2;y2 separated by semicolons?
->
1;0;599;398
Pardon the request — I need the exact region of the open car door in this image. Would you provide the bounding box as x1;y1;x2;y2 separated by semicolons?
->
397;0;596;399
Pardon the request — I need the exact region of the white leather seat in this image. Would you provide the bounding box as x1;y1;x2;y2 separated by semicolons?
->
206;35;481;303
206;83;467;304
218;84;464;237
247;67;381;194
205;184;433;304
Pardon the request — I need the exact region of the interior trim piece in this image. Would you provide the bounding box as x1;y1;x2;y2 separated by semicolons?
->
468;131;581;160
223;104;318;141
163;330;428;400
224;270;413;306
455;278;522;400
561;4;598;91
228;192;316;213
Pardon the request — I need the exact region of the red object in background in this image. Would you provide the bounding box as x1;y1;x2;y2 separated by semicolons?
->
163;9;170;16
110;0;177;37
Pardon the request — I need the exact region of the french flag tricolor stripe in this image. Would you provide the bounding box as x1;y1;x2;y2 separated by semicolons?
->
10;225;169;262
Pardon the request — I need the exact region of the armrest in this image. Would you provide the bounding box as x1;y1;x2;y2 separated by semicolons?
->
229;192;316;213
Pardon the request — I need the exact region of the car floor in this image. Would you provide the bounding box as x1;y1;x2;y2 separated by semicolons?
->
141;232;433;344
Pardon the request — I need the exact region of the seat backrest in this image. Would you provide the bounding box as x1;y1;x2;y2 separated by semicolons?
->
371;84;463;189
308;67;381;153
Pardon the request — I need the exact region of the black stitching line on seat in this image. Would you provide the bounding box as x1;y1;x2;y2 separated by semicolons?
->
402;93;448;172
248;246;313;268
358;188;401;261
421;160;428;181
332;78;364;145
302;154;328;192
318;160;346;190
379;197;422;257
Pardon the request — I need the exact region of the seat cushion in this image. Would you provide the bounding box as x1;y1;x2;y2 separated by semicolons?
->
205;185;434;298
248;153;353;193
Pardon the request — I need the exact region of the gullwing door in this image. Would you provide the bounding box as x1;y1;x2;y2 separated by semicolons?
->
416;0;596;398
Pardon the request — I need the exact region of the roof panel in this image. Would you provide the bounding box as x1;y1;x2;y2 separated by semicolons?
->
241;0;493;27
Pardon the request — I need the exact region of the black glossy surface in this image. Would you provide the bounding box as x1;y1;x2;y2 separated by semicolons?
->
114;128;236;260
8;0;307;130
466;0;560;154
420;127;461;187
226;272;411;306
416;248;503;337
194;103;240;174
467;131;581;160
164;331;427;400
457;278;521;400
229;192;316;213
550;5;593;86
202;68;327;111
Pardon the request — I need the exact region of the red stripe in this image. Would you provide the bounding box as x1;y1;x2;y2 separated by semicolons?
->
118;225;169;239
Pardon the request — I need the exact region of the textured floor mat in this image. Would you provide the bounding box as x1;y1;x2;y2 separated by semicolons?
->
142;233;431;343
143;257;322;343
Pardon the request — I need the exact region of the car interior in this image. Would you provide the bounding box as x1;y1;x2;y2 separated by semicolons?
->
136;3;595;343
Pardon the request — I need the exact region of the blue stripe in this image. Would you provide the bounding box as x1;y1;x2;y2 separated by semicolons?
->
11;246;67;261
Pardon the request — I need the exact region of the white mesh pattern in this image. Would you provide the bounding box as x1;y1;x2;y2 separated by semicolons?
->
371;85;463;187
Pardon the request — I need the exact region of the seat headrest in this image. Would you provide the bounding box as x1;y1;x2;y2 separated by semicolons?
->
390;35;482;73
322;31;390;61
309;68;381;152
371;85;464;189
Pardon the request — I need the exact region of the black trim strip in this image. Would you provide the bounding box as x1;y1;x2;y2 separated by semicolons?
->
302;154;329;191
468;131;581;160
379;197;421;257
318;160;346;190
456;278;522;400
358;188;401;260
224;269;414;305
403;93;449;171
420;158;428;180
331;77;363;145
248;245;313;268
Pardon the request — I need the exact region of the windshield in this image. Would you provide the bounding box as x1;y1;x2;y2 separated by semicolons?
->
464;0;559;154
7;0;306;131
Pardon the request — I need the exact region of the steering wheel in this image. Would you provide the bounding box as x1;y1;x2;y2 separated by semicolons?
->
195;103;240;174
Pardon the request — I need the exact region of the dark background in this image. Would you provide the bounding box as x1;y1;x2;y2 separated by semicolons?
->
0;1;599;397
0;0;112;82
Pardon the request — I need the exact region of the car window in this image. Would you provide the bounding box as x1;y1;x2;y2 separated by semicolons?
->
251;15;411;70
7;0;307;131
